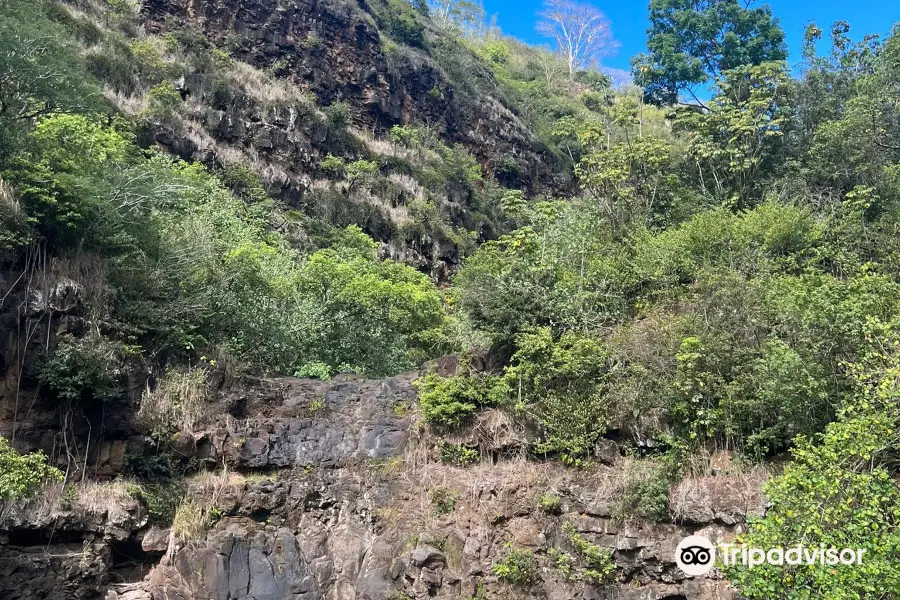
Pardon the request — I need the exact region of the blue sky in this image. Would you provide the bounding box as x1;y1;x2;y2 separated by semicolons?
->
482;0;900;82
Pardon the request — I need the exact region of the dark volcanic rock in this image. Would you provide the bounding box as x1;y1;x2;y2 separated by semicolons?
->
204;373;416;469
141;0;555;191
0;369;763;600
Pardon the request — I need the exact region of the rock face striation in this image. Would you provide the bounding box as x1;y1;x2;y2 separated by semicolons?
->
0;373;764;600
140;0;554;190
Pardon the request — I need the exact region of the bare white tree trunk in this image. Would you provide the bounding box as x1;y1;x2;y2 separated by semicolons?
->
536;0;618;78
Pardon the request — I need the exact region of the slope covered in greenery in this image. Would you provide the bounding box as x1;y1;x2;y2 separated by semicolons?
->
2;0;900;596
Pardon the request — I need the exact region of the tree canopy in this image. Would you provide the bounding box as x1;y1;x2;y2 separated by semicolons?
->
634;0;787;105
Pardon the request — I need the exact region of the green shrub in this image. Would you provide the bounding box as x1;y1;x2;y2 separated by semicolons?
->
320;153;346;177
346;159;378;189
437;441;479;466
384;0;426;48
538;491;562;513
0;0;102;139
429;486;458;515
505;328;612;459
127;481;182;525
130;39;172;84
125;443;198;482
294;362;332;380
389;124;422;147
547;547;575;579
59;483;77;510
6;114;135;249
564;522;616;583
217;163;268;203
725;333;900;598
324;101;351;130
0;435;62;501
414;373;506;427
146;81;183;120
492;544;537;586
479;40;511;64
614;465;670;522
296;233;447;375
85;41;137;94
40;335;126;403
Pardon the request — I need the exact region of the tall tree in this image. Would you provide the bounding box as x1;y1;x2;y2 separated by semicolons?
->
634;0;786;106
429;0;486;33
536;0;618;78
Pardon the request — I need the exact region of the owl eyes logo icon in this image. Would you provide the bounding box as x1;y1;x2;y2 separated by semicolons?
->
675;535;716;576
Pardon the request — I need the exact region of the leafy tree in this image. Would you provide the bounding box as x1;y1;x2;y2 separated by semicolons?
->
576;136;684;230
635;0;786;106
4;114;138;249
296;226;447;375
802;26;900;197
0;0;101;155
675;61;792;208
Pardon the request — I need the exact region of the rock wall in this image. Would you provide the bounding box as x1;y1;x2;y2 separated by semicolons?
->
139;0;555;191
0;373;764;600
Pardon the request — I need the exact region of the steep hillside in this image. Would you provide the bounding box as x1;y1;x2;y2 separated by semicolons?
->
52;0;580;278
3;0;900;599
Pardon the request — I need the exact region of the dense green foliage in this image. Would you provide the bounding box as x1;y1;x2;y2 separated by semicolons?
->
0;436;62;501
0;0;101;157
725;326;900;598
4;0;900;596
491;544;537;586
438;9;900;597
0;0;457;398
636;0;787;105
447;21;900;465
3;112;446;378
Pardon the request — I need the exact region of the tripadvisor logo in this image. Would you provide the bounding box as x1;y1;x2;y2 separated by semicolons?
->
675;535;867;576
675;535;716;576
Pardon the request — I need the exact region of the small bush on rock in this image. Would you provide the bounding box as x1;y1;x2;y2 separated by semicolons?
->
429;486;458;515
40;334;126;403
613;463;671;522
384;0;426;48
146;81;183;121
437;441;479;466
538;491;562;513
492;544;537;586
0;436;62;501
564;522;616;583
415;373;507;428
415;374;479;427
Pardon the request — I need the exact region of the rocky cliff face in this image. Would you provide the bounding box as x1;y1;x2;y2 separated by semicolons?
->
0;372;764;600
139;0;554;190
95;0;559;279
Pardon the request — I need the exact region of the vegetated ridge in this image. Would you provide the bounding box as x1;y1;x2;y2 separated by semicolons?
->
1;0;899;598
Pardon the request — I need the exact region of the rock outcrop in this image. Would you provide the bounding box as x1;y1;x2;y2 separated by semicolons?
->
0;373;764;600
140;0;555;191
